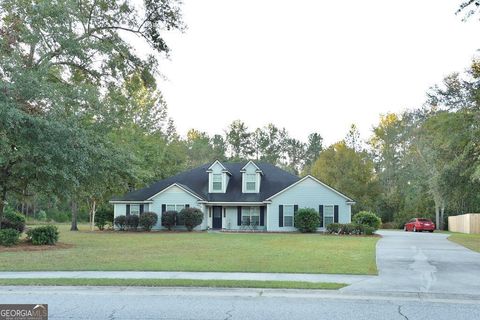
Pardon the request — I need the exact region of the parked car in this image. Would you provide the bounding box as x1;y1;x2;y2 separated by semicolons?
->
404;218;435;232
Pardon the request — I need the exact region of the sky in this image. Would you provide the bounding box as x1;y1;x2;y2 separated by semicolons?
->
153;0;480;145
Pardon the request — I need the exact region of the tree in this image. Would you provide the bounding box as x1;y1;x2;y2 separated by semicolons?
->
252;124;287;165
226;120;254;160
303;133;323;170
0;0;184;228
369;113;405;222
309;141;380;213
345;124;362;152
211;134;227;161
186;129;214;167
282;138;306;175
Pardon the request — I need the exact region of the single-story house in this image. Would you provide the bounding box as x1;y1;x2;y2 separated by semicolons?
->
110;160;355;231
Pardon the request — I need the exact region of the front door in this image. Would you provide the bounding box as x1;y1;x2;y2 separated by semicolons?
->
212;206;222;229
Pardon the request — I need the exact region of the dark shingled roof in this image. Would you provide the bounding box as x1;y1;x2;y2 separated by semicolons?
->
112;162;300;202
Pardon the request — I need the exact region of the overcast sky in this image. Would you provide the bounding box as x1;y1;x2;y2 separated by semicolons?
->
155;0;479;145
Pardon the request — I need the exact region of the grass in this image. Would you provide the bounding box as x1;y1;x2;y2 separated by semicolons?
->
0;278;346;289
448;233;480;253
0;224;378;275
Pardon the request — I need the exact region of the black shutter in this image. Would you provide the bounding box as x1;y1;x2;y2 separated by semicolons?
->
294;205;298;214
237;206;242;226
279;205;283;227
319;205;324;228
139;204;144;214
126;204;130;216
185;204;190;208
161;204;166;213
334;205;339;223
260;207;265;226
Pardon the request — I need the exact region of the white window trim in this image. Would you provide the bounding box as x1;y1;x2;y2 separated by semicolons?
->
283;204;295;227
242;172;260;193
242;207;260;224
209;172;227;193
245;174;256;191
212;173;223;191
165;204;186;212
323;204;335;227
130;204;140;215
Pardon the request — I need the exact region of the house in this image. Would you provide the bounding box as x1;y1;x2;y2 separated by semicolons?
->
110;160;355;231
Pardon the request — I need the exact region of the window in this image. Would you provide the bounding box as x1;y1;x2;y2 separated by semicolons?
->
324;205;334;227
242;207;260;225
130;205;140;215
245;174;256;191
284;205;294;227
166;204;185;212
165;204;186;225
212;174;222;191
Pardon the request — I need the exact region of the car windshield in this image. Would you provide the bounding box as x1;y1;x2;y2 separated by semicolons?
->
418;219;430;222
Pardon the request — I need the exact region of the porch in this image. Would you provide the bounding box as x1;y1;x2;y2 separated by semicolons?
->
206;205;266;231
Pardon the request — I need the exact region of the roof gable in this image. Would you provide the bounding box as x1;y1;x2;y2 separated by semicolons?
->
266;175;355;202
240;160;263;175
206;160;232;175
147;183;205;201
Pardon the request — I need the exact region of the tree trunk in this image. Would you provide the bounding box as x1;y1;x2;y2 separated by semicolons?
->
70;200;78;231
435;204;440;230
440;204;445;230
0;186;6;230
90;199;96;231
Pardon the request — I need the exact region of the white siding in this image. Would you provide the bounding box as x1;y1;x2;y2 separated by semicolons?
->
208;161;230;193
114;204;126;218
149;185;207;230
241;162;261;193
267;177;352;232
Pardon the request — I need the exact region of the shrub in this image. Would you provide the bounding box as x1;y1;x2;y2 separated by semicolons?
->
139;212;158;231
326;223;342;234
114;215;126;231
161;211;177;231
179;208;203;231
0;228;20;247
381;222;395;229
364;226;375;235
26;225;59;245
95;208;114;231
339;223;365;235
353;211;382;230
125;215;139;230
1;210;26;233
36;210;47;221
294;208;319;233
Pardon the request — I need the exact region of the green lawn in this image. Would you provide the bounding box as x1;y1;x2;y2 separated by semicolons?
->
0;224;378;274
0;278;346;290
448;233;480;253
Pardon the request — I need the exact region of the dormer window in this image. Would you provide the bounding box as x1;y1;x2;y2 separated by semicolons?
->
207;160;231;193
245;174;256;191
241;161;262;193
212;174;223;191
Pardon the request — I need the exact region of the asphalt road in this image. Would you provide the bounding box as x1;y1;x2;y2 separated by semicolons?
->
344;230;480;295
0;286;479;320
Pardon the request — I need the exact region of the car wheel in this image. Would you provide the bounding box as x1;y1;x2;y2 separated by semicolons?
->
429;230;434;233
413;226;417;232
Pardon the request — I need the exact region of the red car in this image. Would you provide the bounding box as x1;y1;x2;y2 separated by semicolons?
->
404;218;435;232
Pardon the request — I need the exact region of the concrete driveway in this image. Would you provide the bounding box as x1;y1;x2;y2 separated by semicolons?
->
343;230;480;295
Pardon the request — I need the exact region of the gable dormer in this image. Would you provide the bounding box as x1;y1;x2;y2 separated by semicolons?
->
207;160;231;193
241;161;263;193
